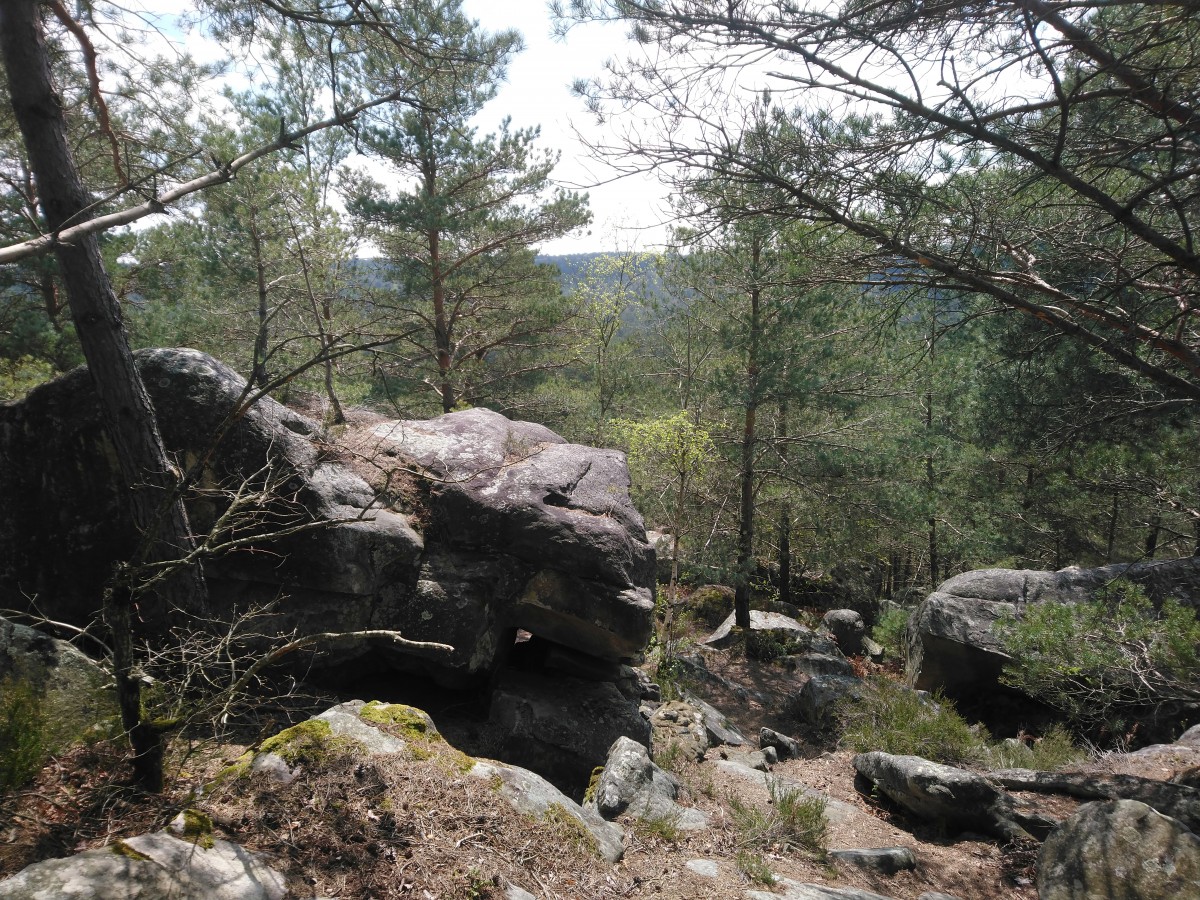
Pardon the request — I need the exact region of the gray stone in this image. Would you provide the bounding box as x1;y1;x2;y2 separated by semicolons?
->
681;690;746;746
684;858;721;879
782;652;855;677
499;878;537;900
650;699;710;761
917;894;964;900
908;559;1200;699
828;847;917;875
587;736;707;830
760;727;802;760
0;616;116;748
0;832;286;900
0;350;654;685
374;408;655;596
469;759;625;863
748;878;897;900
794;675;863;726
745;750;771;771
991;768;1200;832
489;669;651;793
822;609;867;656
1038;799;1200;899
249;752;296;784
704;610;841;656
761;745;779;765
853;752;1056;843
314;700;410;755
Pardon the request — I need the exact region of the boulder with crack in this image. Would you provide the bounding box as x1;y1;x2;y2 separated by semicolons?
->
853;751;1057;843
0;350;654;682
1038;799;1200;899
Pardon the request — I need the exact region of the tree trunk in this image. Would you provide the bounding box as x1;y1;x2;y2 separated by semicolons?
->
734;236;763;630
1;0;207;789
1144;514;1161;560
777;395;791;607
250;209;271;389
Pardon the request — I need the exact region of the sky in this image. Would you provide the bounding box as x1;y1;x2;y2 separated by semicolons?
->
459;0;673;254
111;1;671;256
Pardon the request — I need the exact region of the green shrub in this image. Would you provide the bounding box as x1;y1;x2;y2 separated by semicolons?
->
981;724;1085;771
735;850;775;884
0;677;49;790
871;607;912;660
1000;579;1200;732
727;779;827;854
686;585;734;628
838;675;986;765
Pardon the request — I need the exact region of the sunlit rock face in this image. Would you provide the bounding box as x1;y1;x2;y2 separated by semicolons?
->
0;348;655;691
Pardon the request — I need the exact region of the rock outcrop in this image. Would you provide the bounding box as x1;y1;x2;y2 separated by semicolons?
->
586;736;707;830
853;751;1056;842
0;616;116;748
0;832;287;900
1037;799;1200;899
907;557;1200;700
0;349;656;786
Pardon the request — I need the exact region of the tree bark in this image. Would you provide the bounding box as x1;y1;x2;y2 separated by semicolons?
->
1;0;207;789
734;235;763;630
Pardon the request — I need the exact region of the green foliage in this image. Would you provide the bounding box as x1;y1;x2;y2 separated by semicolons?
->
871;607;912;661
735;850;775;885
1000;580;1200;731
0;354;55;401
838;676;985;766
980;725;1084;772
632;809;682;843
727;779;827;855
0;677;48;790
685;585;734;629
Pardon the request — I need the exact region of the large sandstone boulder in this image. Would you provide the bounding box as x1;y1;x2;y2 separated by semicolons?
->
0;832;286;900
586;736;707;830
1038;799;1200;899
0;616;116;748
0;350;654;688
486;669;652;792
907;558;1200;700
852;751;1056;842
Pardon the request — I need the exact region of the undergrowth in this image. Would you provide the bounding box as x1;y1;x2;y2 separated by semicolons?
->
727;778;827;855
0;677;49;790
838;675;1086;769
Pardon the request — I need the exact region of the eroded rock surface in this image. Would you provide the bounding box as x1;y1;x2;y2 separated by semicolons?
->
853;751;1056;843
1038;799;1200;899
587;736;707;830
0;349;656;789
0;832;286;900
907;558;1200;701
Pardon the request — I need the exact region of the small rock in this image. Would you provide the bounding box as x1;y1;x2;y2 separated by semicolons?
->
761;745;779;766
794;674;863;725
684;859;722;879
746;750;771;772
822;609;866;656
853;751;1055;843
760;727;802;760
748;878;897;899
469;759;625;863
0;832;286;900
918;894;964;900
587;736;707;830
828;847;917;875
649;700;709;761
